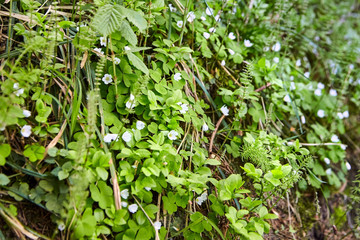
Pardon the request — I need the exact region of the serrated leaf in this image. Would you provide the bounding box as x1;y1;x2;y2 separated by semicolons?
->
127;52;149;75
120;6;147;32
92;4;125;36
119;20;137;46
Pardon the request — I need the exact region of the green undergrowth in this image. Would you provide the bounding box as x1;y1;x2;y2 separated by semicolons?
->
1;0;360;239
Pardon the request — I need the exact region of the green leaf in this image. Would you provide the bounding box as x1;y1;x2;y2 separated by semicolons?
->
205;158;221;166
0;144;11;166
92;4;125;36
258;206;268;218
119;20;137;46
120;6;147;32
127;52;149;75
0;174;10;186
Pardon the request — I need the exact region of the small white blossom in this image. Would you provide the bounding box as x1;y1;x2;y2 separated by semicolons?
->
114;57;121;65
346;162;351;170
304;72;310;78
178;103;189;114
209;27;216;33
145;187;151;191
314;89;322;96
343;111;349;118
221;60;225;66
273;57;279;63
301;116;306;124
154;221;162;230
232;6;237;14
124;46;131;51
169;3;176;12
168;130;179;140
13;83;19;90
94;47;104;55
214;14;221;22
58;223;65;231
176;20;183;28
128;204;138;213
228;49;235;55
296;59;301;67
324;158;330;165
102;74;113;85
201;16;206;21
317;109;325;118
326;168;332;175
195;192;208;206
132;165;137;169
263;46;269;52
203;32;210;39
187;11;196;23
284;94;291;103
220;105;229;116
290;76;294;81
121;189;129;199
317;82;325;89
349;64;354;70
202;123;209;131
206;7;213;16
21;125;32;138
104;133;119;143
341;144;347;150
244;39;253;47
121;202;128;208
228;32;236;40
337;112;344;119
122;131;132;143
100;37;107;47
126;94;135;109
331;134;339;143
314;36;320;41
290;82;296;90
329;89;337;96
272;42;281;52
136;121;145;130
173;73;182;81
14;86;24;96
23;110;31;118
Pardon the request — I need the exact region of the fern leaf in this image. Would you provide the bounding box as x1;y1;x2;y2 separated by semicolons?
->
92;4;125;36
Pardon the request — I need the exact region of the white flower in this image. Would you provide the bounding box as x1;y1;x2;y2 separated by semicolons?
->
317;82;324;89
168;130;179;140
263;46;269;52
228;32;236;40
121;189;129;199
221;60;225;66
220;105;229;116
329;89;337;96
132;165;137;169
337;112;344;119
228;49;235;55
214;14;221;22
343;111;349;118
296;59;301;67
121;202;128;208
273;57;279;63
126;94;135;109
301;116;306;124
23;110;31;118
145;187;151;191
349;64;354;70
173;73;182;81
341;144;347;150
136;121;145;130
290;76;294;81
331;134;339;143
203;32;210;39
128;204;138;213
169;3;176;12
272;42;281;52
21;125;32;138
304;72;310;78
202;123;209;131
290;82;296;90
317;109;325;118
178;103;189;114
314;89;322;96
346;162;351;170
314;36;320;41
76;23;86;31
195;192;208;206
201;16;206;21
176;20;183;28
209;27;216;33
244;39;253;47
14;84;24;96
324;158;330;165
102;74;113;85
325;168;332;175
94;47;104;55
122;131;132;143
187;11;196;23
232;6;237;14
100;37;107;47
104;133;119;143
154;221;162;230
114;57;121;65
58;223;65;231
13;83;19;90
284;94;291;103
206;7;213;16
124;46;131;51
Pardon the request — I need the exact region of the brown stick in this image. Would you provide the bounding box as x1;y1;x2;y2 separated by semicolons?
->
255;82;272;92
209;115;226;154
